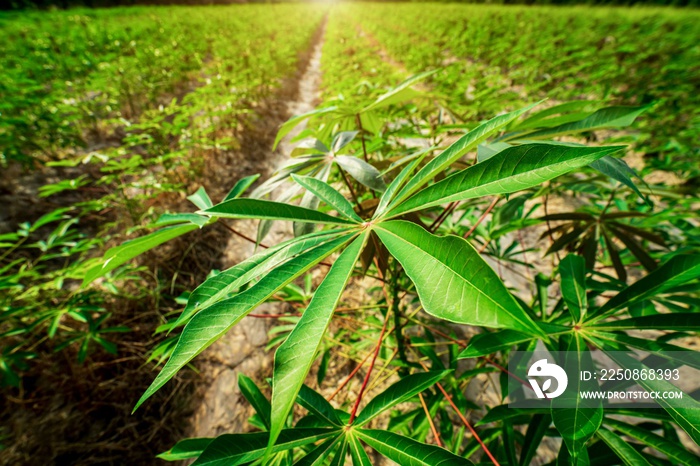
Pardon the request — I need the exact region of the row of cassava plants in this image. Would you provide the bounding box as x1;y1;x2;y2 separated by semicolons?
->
0;5;325;386
84;73;700;464
351;3;700;177
0;5;326;166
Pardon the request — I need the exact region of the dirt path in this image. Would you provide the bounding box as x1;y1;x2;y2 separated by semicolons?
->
186;19;326;439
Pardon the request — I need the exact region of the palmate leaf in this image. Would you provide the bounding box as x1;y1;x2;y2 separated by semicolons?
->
559;254;588;323
191;428;340;466
202;198;357;225
604;418;700;465
354;370;451;426
291;174;363;222
269;232;368;454
384;103;540;213
590;254;700;319
595;428;652;466
355;429;473;466
175;230;347;328
551;334;603;460
134;234;354;411
386;143;623;217
374;220;545;336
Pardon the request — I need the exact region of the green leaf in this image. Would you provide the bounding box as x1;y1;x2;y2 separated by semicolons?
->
238;374;271;430
385;103;540;213
187;186;214;210
176;230;346;328
83;224;199;286
224;174;261;201
458;330;536;359
362;70;435;112
520;414;551;466
269;233;368;453
297;384;343;427
375;221;545;336
604;419;700;465
356;429;473;466
590;156;647;202
375;149;430;218
291;174;363;222
560;254;588;323
509;105;649;140
334;155;387;192
590;254;700;319
295;435;345;466
354;370;451;426
274;106;338;150
387;143;623;217
603;349;700;444
589;313;700;331
348;434;372;466
587;331;700;370
192;429;340;466
595;428;652;466
202;199;354;225
134;234;353;411
551;334;603;459
158;438;213;461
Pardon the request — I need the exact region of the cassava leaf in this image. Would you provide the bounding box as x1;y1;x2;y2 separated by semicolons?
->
595;428;652;466
387;143;623;217
559;254;588;323
238;374;271;431
224;174;261;201
291;174;363;222
590;254;700;319
604;418;700;465
192;429;339;466
134;234;353;411
83;223;199;286
375;220;545;336
354;370;451;426
334;155;387;192
175;230;347;328
202;198;354;225
385;103;540;213
356;429;473;466
269;233;368;453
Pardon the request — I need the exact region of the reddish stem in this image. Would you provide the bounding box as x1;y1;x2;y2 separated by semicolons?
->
463;196;499;239
419;392;443;447
348;315;390;424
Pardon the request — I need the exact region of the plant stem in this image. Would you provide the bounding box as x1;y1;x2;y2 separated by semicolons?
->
418;392;443;447
348;312;390;424
337;165;361;207
463;196;499;239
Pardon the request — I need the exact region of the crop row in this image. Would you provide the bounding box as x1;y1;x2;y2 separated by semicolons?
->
351;3;700;174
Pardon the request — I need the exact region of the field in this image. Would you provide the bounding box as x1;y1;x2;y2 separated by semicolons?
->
1;2;700;465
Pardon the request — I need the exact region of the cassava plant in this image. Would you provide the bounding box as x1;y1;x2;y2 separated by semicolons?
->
85;77;700;465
